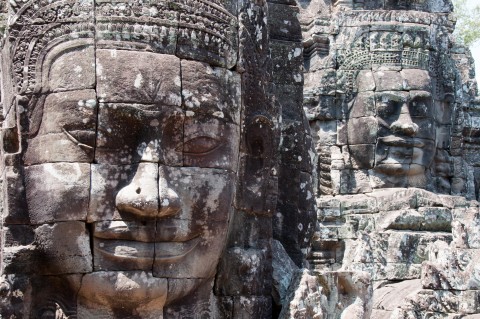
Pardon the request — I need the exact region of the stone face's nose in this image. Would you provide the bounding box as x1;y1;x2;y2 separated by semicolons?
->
116;162;159;217
115;163;181;218
389;102;419;137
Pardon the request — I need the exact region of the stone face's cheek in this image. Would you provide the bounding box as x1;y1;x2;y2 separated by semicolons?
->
24;163;91;224
89;163;139;222
96;50;182;105
153;167;235;279
24;90;98;165
411;117;435;140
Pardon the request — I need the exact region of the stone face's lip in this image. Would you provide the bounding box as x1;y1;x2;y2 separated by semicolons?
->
95;237;201;263
379;136;425;148
94;222;156;242
154;237;201;263
94;221;199;243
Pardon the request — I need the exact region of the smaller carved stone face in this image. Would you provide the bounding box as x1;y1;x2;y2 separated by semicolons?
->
348;68;435;179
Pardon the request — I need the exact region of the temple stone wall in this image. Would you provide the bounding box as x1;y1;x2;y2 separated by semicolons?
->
300;0;480;318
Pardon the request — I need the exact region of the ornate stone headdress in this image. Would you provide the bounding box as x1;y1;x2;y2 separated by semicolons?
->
7;0;238;95
337;27;432;95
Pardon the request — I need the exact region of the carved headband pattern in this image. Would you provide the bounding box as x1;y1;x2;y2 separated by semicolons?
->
336;29;433;95
8;0;238;95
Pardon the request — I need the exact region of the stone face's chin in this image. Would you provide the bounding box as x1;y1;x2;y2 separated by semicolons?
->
78;271;168;310
373;161;425;176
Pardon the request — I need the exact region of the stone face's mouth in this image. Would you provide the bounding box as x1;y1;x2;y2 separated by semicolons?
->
378;136;425;148
154;237;201;263
93;220;202;264
94;237;201;264
93;220;200;242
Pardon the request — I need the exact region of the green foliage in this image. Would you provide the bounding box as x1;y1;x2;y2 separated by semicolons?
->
453;0;480;47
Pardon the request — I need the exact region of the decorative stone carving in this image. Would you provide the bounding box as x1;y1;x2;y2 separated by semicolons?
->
300;0;480;318
0;1;302;318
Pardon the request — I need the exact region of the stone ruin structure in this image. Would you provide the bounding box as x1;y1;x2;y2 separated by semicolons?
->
301;0;480;318
0;0;479;318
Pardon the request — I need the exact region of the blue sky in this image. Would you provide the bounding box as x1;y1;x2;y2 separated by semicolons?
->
464;0;480;87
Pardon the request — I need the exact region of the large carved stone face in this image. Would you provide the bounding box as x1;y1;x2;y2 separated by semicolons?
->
348;68;435;182
22;48;241;310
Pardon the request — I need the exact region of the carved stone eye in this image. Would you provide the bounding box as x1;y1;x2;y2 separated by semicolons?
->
377;100;396;117
183;136;221;155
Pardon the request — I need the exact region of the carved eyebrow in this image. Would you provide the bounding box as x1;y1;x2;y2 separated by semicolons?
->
377;92;409;103
61;127;94;151
410;91;432;99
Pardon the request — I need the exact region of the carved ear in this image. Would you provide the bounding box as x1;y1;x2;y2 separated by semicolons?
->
236;115;278;215
1;96;26;155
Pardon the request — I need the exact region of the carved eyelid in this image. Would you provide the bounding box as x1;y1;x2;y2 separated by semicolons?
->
61;127;94;150
180;136;223;155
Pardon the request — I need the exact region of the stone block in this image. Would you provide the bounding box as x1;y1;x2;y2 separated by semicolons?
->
267;3;302;41
376;207;452;232
47;45;95;92
340;169;372;194
356;70;376;92
181;60;241;125
25;89;97;164
25;133;94;165
183;117;240;170
344;144;375;169
349;92;376;118
347;117;378;144
78;271;167;317
96;50;181;105
24;163;90;224
279;269;327;319
234;296;272;318
271;40;304;86
374;70;403;91
276;84;304;121
304;68;336;94
401;69;432;91
423;244;480;291
215;246;272;296
95;103;184;165
272;239;298;305
1;166;29;224
2;222;92;275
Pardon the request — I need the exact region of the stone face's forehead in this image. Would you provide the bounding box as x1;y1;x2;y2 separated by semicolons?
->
8;0;239;96
48;46;96;93
401;69;431;91
181;60;241;125
96;50;182;105
371;69;432;92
